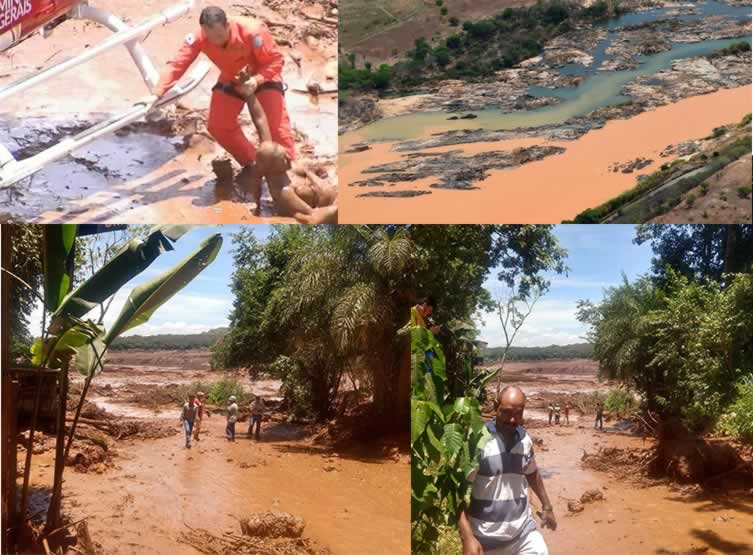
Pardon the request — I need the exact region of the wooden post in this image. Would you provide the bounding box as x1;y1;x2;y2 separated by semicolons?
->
46;364;68;532
1;224;17;548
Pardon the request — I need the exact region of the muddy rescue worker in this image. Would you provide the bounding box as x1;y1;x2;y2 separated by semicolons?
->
226;395;239;442
180;397;198;449
248;394;266;440
554;404;561;425
564;402;571;425
193;391;209;442
547;403;554;426
151;6;295;182
595;402;604;431
459;386;556;555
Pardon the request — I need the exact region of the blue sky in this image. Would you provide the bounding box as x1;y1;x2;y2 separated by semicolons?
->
30;225;270;338
478;225;653;347
30;225;654;344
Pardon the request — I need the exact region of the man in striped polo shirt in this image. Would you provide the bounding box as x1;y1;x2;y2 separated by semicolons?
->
459;386;557;555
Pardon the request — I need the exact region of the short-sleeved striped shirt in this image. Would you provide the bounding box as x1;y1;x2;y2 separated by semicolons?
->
467;421;538;551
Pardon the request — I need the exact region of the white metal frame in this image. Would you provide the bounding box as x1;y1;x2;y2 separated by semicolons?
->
0;0;210;188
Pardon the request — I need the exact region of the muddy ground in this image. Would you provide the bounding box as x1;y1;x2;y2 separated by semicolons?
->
0;0;337;223
483;358;753;555
16;350;409;554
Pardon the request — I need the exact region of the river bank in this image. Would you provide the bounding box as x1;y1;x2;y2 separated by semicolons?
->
340;85;751;223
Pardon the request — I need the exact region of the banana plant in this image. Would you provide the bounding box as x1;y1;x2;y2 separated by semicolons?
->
410;314;492;554
21;225;223;531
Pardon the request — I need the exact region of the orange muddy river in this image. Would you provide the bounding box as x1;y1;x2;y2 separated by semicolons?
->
339;86;752;223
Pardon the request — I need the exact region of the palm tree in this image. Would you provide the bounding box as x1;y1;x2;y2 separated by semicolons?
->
272;226;416;427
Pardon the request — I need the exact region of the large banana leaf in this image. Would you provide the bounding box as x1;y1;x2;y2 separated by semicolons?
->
42;225;77;312
31;316;104;375
104;233;223;345
54;225;192;319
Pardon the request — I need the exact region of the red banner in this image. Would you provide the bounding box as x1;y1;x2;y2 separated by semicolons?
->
1;0;35;34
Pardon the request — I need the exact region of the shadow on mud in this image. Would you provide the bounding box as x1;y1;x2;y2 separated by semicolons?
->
656;528;753;554
664;491;753;517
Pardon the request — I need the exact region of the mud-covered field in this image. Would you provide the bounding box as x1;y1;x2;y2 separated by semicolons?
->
16;350;409;554
0;0;337;223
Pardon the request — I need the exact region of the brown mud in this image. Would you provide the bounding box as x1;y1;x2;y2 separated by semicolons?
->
0;0;337;223
16;350;409;554
489;359;753;555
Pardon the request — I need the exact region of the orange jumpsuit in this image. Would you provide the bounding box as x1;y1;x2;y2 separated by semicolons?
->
154;17;296;165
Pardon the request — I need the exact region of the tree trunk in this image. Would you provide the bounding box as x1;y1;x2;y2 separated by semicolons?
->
723;225;738;277
396;335;411;427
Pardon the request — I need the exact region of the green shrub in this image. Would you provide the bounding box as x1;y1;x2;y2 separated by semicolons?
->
700;183;709;196
740;113;752;127
269;355;311;418
717;377;753;440
449;16;460;26
685;193;696;208
604;388;634;416
441;6;448;16
436;0;443;5
711;126;725;138
737;186;752;199
207;377;248;405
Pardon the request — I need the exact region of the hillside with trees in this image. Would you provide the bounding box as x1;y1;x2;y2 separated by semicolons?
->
483;342;593;361
108;328;227;351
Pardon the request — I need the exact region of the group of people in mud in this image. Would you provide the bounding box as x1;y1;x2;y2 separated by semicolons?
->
179;391;267;449
145;6;338;222
547;400;605;430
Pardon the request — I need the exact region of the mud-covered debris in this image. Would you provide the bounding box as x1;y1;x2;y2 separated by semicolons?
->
179;527;329;555
567;500;584;513
580;489;605;504
240;512;305;539
212;157;235;182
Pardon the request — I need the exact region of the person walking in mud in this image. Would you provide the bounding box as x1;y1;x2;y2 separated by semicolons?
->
147;6;296;191
248;394;266;440
180;397;199;449
564;402;571;425
226;395;239;442
554;404;561;426
595;402;604;431
547;403;554;426
458;386;556;555
193;391;209;442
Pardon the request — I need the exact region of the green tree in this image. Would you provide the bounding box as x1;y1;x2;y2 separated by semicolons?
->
634;224;753;285
434;46;451;67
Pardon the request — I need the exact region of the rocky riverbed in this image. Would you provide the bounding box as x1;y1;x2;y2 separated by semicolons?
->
351;145;566;191
339;7;751;133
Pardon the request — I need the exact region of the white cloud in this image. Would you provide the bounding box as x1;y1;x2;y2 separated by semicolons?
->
476;298;588;348
28;289;232;338
548;277;614;290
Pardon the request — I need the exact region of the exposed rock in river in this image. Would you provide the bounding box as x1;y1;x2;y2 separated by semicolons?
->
350;146;565;191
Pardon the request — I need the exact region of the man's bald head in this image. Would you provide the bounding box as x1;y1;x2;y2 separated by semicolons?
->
496;385;526;434
499;385;526;408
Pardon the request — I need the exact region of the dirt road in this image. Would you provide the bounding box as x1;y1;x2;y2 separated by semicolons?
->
495;359;753;555
0;0;337;223
19;350;409;554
